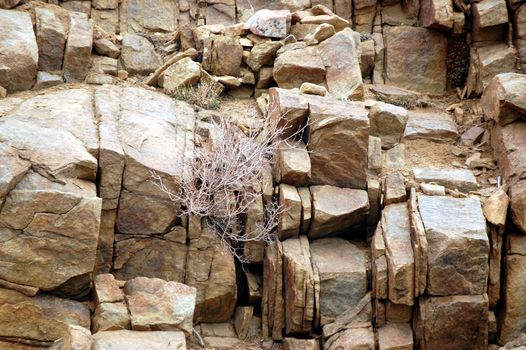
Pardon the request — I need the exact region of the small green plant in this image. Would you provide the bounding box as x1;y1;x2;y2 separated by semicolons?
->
374;93;424;110
171;80;222;110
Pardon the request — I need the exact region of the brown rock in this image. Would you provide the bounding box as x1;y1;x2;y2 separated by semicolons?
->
481;72;526;126
63;12;93;83
403;110;458;142
369;102;408;149
381;203;414;306
94;38;120;58
235;306;254;339
273;45;326;89
93;330;186;350
124;276;196;335
307;97;369;189
161;57;201;94
268;87;309;138
262;240;285;340
417;194;489;295
35;7;67;72
0;9;38;92
384;26;447;95
208;36;243;77
318;29;363;100
420;0;454;30
416;295;488;350
384;172;406;205
378;323;414;350
472;0;508;41
92;302;131;333
121;34;163;76
283;338;320;350
119;0;178;34
309;185;369;238
310;238;368;325
298;187;312;234
299;82;327;96
413;167;478;192
483;188;510;226
278;184;302;240
94;274;123;305
386;301;412;323
247;41;283;72
276;141;311;186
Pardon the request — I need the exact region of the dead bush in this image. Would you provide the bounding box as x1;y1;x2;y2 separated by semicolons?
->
171;79;222;110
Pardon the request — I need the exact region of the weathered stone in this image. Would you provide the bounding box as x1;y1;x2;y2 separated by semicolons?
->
416;295;488;350
369;102;408;148
200;322;236;337
373;253;388;299
384;172;406;205
309;185;369;238
483;188;510;226
301;14;350;32
420;0;454;30
418;194;489;295
499;234;526;344
0;9;38;92
403;110;458;141
207;36;243;77
368;136;383;173
161;57;201;94
420;183;445;196
244;194;265;264
386;301;412;323
268;87;309;138
467;43;517;96
33;71;63;90
93;0;119;9
63;12;93;83
283;338;320;350
247;9;292;38
94;274;123;305
0;0;20;8
384;26;447;95
205;0;236;25
378;323;414;350
247;41;283;72
263;240;284;340
278;184;302;240
382;3;418;26
311;238;368;325
326;327;375;350
91;56;118;76
93;330;186;350
35;7;67;72
481;73;526;126
121;34;163;76
273;45;326;89
186;224;237;323
381;203;414;305
413;167;478;192
300;82;327;96
282;236;315;335
276;141;311;186
120;0;178;34
472;0;508;42
93;302;131;333
94;38;120;59
91;8;119;34
491;122;526;233
235;306;253;339
305;23;336;45
298;187;312;234
318;29;363;100
124;276;196;334
360;38;375;77
307;97;369;189
461;126;486;146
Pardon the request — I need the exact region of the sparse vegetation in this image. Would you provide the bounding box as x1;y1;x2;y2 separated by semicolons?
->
374;92;426;110
171;80;222;110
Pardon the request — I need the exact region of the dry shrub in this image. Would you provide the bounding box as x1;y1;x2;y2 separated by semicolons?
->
171;79;222;110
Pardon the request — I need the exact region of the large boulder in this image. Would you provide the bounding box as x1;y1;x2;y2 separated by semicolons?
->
472;0;508;42
384;26;447;95
0;9;38;92
120;0;178;34
369;102;408;149
415;295;488;350
481;72;526;126
420;0;454;30
205;36;243;77
309;185;369;238
121;34;163;76
417;194;489;295
310;238;368;325
317;28;363;100
273;45;326;89
268;87;309;138
35;7;67;72
403;110;458;142
307;96;369;189
246;9;292;38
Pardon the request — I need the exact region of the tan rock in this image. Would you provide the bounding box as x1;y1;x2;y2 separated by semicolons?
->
384;26;447;95
384;172;406;205
386;301;412;323
305;23;336;45
301;14;350;31
207;36;243;77
35;7;67;72
124;276;196;335
403;110;459;142
121;34;163;76
235;306;254;339
93;302;131;333
378;323;414;350
408;188;428;297
318;29;363;100
416;295;488;350
300;82;327;96
273;45;326;89
283;338;320;350
307;97;369;189
0;9;38;92
420;0;454;30
298;187;312;234
310;238;368;325
94;38;120;58
119;0;178;34
63;12;93;83
278;184;302;240
381;203;414;306
94;274;123;305
481;72;526;126
369;102;408;149
276;141;311;186
268;87;309;138
483;188;510;226
309;185;369;238
472;0;508;42
413;167;478;192
92;8;119;34
93;330;186;350
161;57;201;94
418;194;489;295
262;240;285;340
247;41;283;72
93;0;119;9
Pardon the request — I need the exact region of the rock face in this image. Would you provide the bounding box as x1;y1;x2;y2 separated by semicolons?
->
0;9;38;92
309;185;369;238
384;26;447;95
310;238;368;325
307;97;369;189
417;194;489;296
119;0;179;34
415;295;489;350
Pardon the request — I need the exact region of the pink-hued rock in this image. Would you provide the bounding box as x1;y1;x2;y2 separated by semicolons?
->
247;9;292;38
